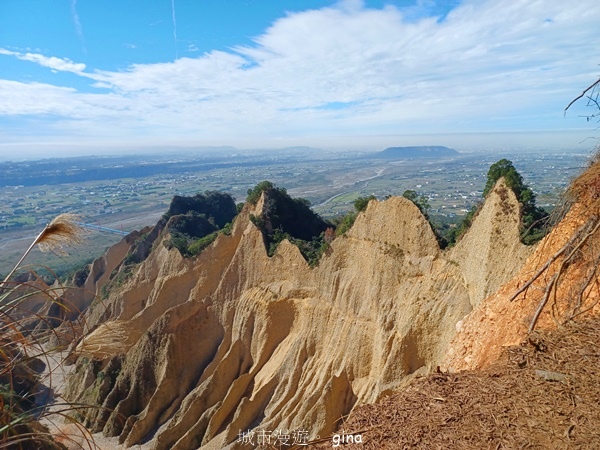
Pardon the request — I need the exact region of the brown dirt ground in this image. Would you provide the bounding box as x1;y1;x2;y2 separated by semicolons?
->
309;315;600;450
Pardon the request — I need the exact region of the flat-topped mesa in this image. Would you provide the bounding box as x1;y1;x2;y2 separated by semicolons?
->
373;146;459;159
64;180;534;449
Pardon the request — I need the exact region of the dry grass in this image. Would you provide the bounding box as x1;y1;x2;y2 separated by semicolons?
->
0;214;99;449
311;316;600;449
73;321;141;361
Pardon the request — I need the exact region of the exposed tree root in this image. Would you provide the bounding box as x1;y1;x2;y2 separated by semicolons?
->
509;214;600;333
509;218;596;302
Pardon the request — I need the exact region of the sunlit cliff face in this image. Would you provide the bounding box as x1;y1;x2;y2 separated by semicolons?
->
63;178;565;449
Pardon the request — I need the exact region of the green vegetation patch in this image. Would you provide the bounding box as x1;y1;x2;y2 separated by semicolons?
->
187;231;219;256
247;181;333;267
428;159;549;247
482;159;549;245
163;190;238;258
329;195;376;237
165;190;237;228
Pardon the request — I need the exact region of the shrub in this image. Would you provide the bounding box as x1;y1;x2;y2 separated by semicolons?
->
246;181;275;205
163;231;190;255
221;222;233;236
332;195;377;237
165;191;237;228
402;190;431;216
267;228;331;268
335;212;357;236
247;181;332;266
161;190;240;258
442;159;548;247
188;231;219;256
353;195;376;212
483;159;548;245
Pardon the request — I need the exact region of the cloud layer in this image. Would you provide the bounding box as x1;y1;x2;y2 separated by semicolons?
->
1;0;599;150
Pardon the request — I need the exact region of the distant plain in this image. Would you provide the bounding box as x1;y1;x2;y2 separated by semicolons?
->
0;147;590;277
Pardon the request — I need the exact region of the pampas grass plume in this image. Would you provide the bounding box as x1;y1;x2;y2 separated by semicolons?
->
35;214;84;254
2;214;85;287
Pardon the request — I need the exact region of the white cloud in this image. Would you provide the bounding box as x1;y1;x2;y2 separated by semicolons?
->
0;48;86;73
1;0;599;149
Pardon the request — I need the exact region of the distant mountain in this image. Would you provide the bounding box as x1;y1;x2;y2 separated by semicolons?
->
373;146;459;159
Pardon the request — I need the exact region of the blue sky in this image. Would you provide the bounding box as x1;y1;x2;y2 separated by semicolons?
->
0;0;599;158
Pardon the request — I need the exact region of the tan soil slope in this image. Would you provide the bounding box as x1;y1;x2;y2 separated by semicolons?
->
450;178;532;308
64;229;146;318
65;180;529;449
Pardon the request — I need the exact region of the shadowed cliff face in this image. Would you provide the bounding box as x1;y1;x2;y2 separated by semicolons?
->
65;179;530;449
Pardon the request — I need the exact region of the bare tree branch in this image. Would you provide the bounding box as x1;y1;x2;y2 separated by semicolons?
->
564;76;600;114
509;220;593;302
